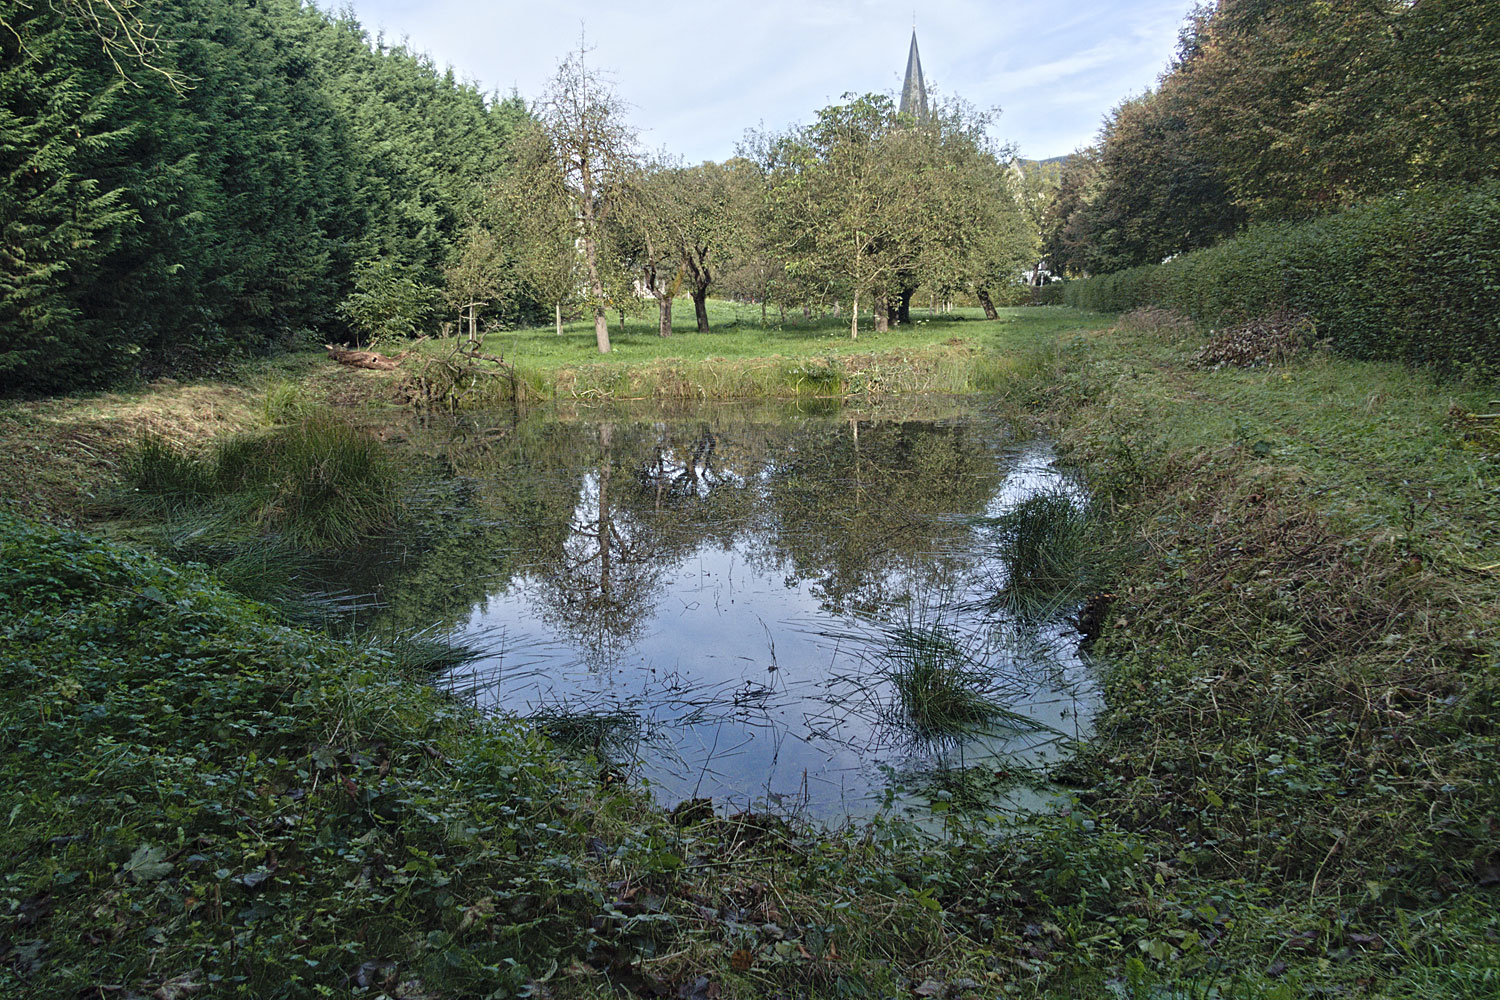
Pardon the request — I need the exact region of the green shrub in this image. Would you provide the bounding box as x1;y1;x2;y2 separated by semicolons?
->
990;284;1033;307
1030;282;1066;306
1064;181;1500;373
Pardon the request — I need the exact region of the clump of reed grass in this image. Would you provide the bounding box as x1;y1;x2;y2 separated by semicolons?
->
531;709;644;762
120;433;214;512
119;414;402;551
989;489;1098;616
361;625;483;674
883;624;1014;736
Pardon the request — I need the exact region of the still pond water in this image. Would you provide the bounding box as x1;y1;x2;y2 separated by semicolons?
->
333;398;1099;823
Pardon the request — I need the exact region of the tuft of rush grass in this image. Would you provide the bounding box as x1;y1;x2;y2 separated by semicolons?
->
358;624;485;674
530;708;646;763
988;489;1099;616
882;624;1019;736
116;412;402;551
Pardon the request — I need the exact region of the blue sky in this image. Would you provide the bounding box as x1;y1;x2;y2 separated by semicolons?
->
336;0;1197;162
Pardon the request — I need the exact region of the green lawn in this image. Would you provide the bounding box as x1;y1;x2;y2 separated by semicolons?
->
484;299;1101;363
442;300;1116;402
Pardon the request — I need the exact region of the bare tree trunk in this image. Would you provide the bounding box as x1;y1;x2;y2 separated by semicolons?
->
898;288;914;325
761;298;767;327
579;160;610;353
691;288;710;333
873;296;889;333
976;288;999;320
618;304;626;330
593;304;609;353
657;295;672;337
555;302;563;337
850;287;859;340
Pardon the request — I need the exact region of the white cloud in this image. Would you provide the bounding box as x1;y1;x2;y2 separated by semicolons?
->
334;0;1197;160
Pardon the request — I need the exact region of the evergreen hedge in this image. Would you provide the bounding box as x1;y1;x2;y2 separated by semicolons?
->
1063;182;1500;373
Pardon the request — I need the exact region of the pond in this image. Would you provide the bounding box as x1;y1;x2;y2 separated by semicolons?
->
328;398;1100;823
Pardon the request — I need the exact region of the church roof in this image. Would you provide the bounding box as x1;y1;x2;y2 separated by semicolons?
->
899;30;928;119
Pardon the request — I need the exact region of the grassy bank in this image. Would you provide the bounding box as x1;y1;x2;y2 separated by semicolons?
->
0;306;1104;517
1000;310;1500;996
0;353;403;522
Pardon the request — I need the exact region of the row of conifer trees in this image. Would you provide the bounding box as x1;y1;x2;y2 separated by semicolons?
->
0;0;529;393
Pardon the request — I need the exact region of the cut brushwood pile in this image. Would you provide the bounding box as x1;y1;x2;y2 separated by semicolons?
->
402;340;532;410
1194;312;1323;369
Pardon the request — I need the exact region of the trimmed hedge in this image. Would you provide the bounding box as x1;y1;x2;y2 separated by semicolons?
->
1064;182;1500;372
1031;282;1066;306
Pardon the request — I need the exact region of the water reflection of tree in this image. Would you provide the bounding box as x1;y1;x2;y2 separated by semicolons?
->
328;416;587;634
325;408;1009;654
755;419;1005;614
534;423;667;666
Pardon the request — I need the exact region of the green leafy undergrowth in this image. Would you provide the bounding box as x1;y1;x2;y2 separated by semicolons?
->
0;515;602;996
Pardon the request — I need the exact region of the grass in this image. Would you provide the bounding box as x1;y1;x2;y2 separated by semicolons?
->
442;300;1112;403
4;300;1499;997
116;413;403;551
988;490;1097;615
0;350;395;522
883;624;1018;736
529;709;647;763
995;307;1500;995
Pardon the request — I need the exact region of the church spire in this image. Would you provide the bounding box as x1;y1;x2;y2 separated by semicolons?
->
899;29;928;119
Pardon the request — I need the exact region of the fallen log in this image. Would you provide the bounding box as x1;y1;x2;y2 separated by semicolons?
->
325;339;425;371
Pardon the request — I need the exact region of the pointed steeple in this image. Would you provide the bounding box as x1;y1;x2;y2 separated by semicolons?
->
899;30;928;119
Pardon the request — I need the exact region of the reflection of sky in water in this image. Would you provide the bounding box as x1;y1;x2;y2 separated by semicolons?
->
434;416;1101;823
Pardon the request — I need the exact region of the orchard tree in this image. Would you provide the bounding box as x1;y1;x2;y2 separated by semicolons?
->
667;159;756;333
535;45;636;353
493;120;581;336
611;157;684;337
767;95;921;339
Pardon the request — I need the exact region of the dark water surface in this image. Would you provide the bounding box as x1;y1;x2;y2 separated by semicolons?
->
333;399;1100;822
